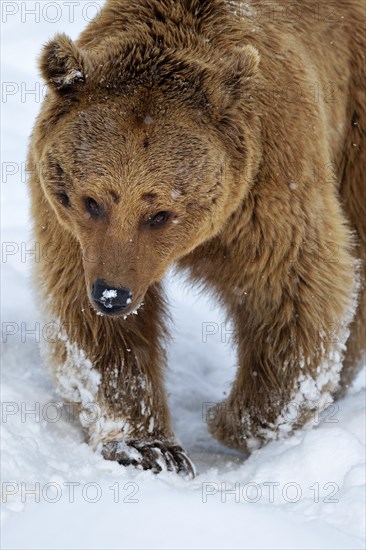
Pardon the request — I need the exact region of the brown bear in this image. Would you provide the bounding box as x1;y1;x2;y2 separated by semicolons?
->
28;0;365;477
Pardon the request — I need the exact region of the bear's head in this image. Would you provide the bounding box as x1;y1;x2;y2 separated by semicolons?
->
36;33;260;316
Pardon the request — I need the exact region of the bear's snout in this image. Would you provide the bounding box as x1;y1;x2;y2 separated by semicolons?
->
91;279;132;316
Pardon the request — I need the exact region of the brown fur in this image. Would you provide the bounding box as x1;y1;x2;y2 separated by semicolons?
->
28;0;366;475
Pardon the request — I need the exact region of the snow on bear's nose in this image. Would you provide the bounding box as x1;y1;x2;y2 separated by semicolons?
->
91;279;132;315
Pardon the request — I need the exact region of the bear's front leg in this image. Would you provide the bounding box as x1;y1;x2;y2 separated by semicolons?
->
207;212;357;453
50;284;195;478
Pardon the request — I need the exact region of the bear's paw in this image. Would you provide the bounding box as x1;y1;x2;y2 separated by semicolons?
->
101;439;196;478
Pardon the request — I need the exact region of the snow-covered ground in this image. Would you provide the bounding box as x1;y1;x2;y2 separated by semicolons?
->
1;3;365;549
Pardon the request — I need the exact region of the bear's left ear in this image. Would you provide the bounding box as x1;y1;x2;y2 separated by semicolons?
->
207;44;260;109
39;33;88;93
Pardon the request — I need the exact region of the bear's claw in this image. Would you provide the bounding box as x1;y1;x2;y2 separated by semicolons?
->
101;439;196;478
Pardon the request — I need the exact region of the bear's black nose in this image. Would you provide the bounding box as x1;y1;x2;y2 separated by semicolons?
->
91;279;132;315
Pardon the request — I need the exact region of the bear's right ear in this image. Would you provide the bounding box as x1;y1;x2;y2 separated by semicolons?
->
211;45;260;108
39;33;88;93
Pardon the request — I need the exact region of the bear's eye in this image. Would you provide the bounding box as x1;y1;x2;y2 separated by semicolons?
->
56;192;71;208
149;211;170;228
85;197;101;217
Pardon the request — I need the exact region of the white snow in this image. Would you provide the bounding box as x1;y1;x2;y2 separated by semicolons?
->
53;338;101;407
54;68;83;87
100;289;117;308
102;290;117;299
1;3;365;549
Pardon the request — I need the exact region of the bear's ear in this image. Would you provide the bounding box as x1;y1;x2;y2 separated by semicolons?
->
223;45;260;89
39;33;88;93
208;45;260;109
